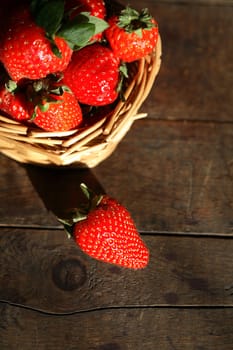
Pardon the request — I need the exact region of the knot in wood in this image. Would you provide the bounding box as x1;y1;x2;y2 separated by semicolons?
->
52;258;87;291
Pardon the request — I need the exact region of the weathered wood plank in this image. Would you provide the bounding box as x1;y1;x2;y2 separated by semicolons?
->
0;3;232;233
1;119;233;235
0;228;232;313
0;304;232;350
0;157;55;227
0;155;105;227
94;120;233;235
0;2;232;349
131;0;233;4
127;1;233;122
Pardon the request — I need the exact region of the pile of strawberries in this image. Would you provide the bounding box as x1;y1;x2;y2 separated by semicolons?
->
0;0;159;269
0;0;159;132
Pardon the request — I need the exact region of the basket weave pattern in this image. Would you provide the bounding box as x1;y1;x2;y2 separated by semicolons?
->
0;36;162;168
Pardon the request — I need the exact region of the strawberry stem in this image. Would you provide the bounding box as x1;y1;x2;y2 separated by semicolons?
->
118;7;156;34
57;183;103;231
80;183;103;211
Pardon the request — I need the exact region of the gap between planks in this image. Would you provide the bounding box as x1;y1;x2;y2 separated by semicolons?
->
0;224;233;238
146;117;233;126
150;1;233;7
0;300;233;317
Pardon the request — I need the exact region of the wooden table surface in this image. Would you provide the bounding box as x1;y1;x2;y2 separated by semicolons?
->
0;0;233;349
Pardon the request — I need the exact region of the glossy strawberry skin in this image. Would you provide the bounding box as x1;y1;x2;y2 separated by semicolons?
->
0;9;73;82
33;90;83;132
105;16;159;62
62;43;120;106
0;84;31;121
66;0;106;19
73;196;149;269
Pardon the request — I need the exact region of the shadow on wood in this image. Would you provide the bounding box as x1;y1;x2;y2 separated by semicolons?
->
25;164;105;220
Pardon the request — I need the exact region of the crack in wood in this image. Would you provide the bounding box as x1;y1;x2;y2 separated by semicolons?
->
0;300;232;317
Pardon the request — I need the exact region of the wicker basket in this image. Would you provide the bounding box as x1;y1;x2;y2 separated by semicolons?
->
0;34;162;168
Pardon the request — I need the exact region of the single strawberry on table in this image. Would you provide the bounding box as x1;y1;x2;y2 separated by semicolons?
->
59;184;149;269
105;6;159;62
62;43;120;106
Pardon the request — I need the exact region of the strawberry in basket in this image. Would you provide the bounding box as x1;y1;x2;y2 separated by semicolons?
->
0;0;108;82
59;184;149;269
30;80;83;132
62;43;121;106
0;73;83;131
0;0;160;134
105;6;159;62
0;79;31;121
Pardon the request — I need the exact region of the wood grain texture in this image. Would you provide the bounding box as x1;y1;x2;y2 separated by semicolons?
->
95;119;233;235
0;1;232;349
0;2;232;232
1;119;233;235
0;228;232;313
125;0;233;122
136;0;232;4
0;155;105;227
0;304;232;350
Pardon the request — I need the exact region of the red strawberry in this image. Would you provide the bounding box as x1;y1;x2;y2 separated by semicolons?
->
32;88;83;132
66;0;106;20
105;7;159;62
0;80;31;121
62;43;120;106
60;184;149;269
0;1;108;82
0;8;73;82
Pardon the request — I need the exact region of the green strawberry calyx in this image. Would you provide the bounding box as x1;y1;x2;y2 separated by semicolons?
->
117;62;129;101
22;75;71;119
30;0;109;55
5;80;18;94
58;183;103;238
117;7;157;37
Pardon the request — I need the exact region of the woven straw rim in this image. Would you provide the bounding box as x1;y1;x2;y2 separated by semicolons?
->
0;35;162;168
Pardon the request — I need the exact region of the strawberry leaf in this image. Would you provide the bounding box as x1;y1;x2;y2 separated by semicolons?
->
50;85;68;95
80;183;103;211
134;28;143;37
118;7;140;28
57;13;108;49
58;208;87;229
117;63;128;100
5;80;18;93
30;0;47;14
33;0;64;35
80;12;109;35
30;1;108;52
57;183;103;237
118;6;155;33
80;183;92;202
57;21;95;49
38;102;50;112
48;37;63;58
32;80;44;92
